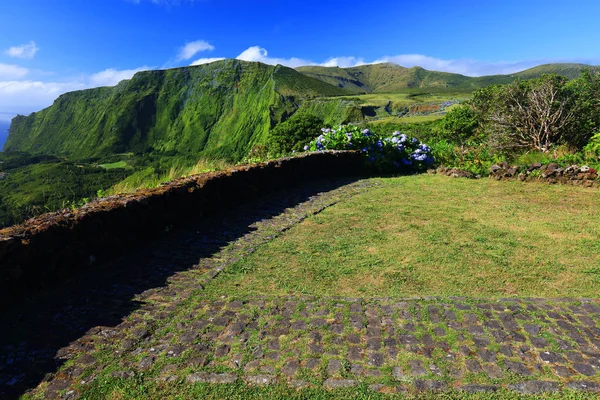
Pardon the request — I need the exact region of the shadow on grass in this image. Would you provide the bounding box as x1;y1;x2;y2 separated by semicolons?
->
0;176;360;399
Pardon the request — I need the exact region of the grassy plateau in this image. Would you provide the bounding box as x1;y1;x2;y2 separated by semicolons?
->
207;174;600;299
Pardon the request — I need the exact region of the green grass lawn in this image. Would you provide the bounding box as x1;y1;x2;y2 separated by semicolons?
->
98;160;129;169
206;174;600;299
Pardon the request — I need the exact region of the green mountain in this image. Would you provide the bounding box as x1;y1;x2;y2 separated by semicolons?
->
5;60;349;160
296;63;600;93
512;63;600;80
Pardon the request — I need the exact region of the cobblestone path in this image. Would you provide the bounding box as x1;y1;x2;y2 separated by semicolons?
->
1;177;600;398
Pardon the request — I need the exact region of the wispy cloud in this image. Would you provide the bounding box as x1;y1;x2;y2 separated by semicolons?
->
232;47;593;77
371;54;546;77
321;56;367;68
0;66;152;121
5;41;39;59
89;66;152;86
236;46;313;69
0;80;85;121
190;57;225;66
0;64;29;80
177;40;215;61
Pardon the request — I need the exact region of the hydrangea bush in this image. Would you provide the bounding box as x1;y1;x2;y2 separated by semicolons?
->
305;125;434;172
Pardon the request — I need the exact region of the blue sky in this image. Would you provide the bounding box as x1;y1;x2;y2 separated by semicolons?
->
1;0;600;121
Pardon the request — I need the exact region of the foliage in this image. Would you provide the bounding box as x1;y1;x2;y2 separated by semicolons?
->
0;159;129;227
429;139;503;175
435;104;479;145
266;113;325;154
583;131;600;159
472;72;600;153
306;125;434;172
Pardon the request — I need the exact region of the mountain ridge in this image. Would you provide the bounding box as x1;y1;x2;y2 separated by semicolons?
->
5;60;350;159
296;62;600;93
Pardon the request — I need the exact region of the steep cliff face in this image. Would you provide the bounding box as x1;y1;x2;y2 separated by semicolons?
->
5;60;349;161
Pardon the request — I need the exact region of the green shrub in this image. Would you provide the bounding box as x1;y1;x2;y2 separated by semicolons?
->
267;113;325;154
435;104;479;145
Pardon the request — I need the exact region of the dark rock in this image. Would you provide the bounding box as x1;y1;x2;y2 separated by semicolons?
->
565;381;600;392
457;384;498;393
323;379;357;389
186;372;237;384
539;351;565;364
572;363;596;376
327;359;341;375
281;359;299;376
244;375;276;386
414;380;447;391
509;380;559;394
409;360;427;376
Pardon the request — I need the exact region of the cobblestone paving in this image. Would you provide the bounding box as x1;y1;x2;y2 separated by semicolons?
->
0;177;370;399
2;177;600;398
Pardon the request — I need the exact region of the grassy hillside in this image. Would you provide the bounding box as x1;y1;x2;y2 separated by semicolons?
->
5;60;348;161
297;62;599;93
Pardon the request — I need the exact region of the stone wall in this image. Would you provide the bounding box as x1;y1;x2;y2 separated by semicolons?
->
490;162;599;187
0;151;363;302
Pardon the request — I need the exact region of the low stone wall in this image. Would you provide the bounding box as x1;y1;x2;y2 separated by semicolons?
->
490;162;599;187
433;163;599;188
0;151;363;303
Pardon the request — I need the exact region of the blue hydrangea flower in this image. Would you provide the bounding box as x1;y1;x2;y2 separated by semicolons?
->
392;131;401;136
303;145;309;151
376;140;383;148
411;137;418;143
321;128;330;133
401;158;412;165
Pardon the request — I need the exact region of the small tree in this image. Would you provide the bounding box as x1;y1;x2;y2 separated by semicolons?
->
473;74;577;153
267;113;324;154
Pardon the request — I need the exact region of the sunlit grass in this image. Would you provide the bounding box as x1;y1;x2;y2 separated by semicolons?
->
108;157;233;194
206;174;600;299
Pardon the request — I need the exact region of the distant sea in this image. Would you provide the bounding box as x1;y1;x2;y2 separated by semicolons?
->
0;122;9;151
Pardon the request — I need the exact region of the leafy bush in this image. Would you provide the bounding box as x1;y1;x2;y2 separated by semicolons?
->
306;125;434;173
584;132;600;159
267;113;325;154
436;104;479;146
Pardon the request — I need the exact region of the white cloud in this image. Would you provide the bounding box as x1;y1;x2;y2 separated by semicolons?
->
89;66;151;86
0;66;152;121
190;57;225;66
0;80;86;121
0;63;29;80
321;56;367;68
177;40;215;61
370;54;544;76
236;46;314;68
5;41;39;59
